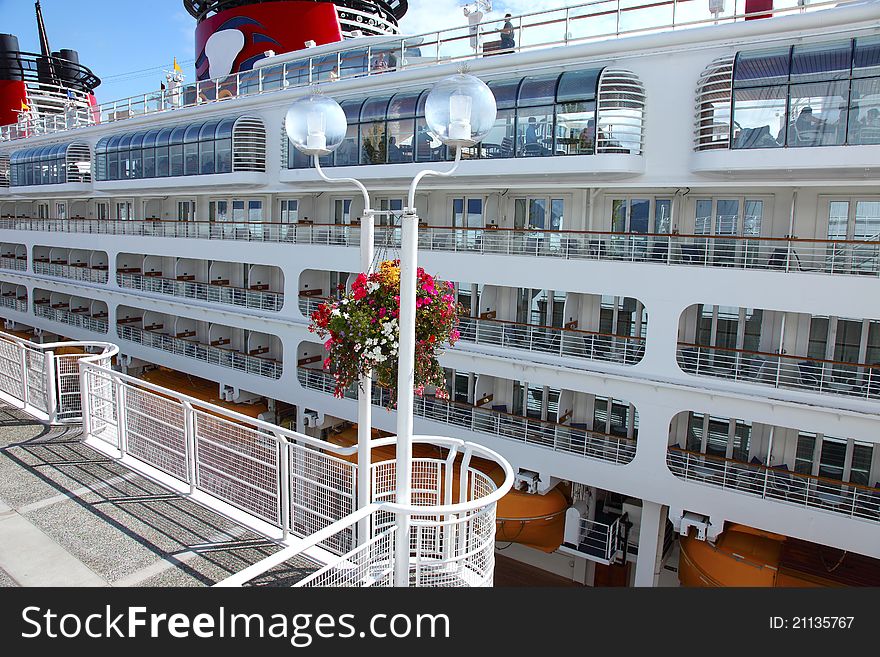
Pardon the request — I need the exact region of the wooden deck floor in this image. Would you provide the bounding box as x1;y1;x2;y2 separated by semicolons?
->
493;553;584;587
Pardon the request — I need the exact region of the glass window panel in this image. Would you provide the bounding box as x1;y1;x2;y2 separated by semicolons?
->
248;200;262;222
517;74;558;107
555;101;595;155
556;68;601;103
790;41;852;83
655;199;672;233
704;417;730;457
808;316;829;359
848;77;880;145
695;199;712;234
414;118;445;162
142;146;155;178
528;199;546;229
787;81;848;147
360;96;391;122
200;138;215;174
169;142;184;176
818;437;847;481
867;321;880;365
855;201;880;239
550;199;564;231
386;119;413;163
215;118;235;138
488;79;519;109
850;442;873;486
334;124;359;166
477;108;515;159
743;200;763;236
828;200;849;240
170;126;186;144
853;36;880;78
360;121;386;164
732;86;786;148
834;319;862;364
734;47;791;88
716;199;739;235
215;138;232;173
795;434;816;474
184;140;199;175
387;92;420;119
612;199;626;232
516;107;554;157
232;200;245;222
629;199;649;234
732;420;751;462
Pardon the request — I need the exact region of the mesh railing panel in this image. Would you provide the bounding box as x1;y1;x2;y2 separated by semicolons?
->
24;347;47;413
297;523;396;588
84;367;118;445
0;338;25;400
124;385;188;481
288;444;356;554
54;353;85;419
194;410;281;526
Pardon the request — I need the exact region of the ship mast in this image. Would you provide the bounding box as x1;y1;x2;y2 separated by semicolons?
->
34;1;59;85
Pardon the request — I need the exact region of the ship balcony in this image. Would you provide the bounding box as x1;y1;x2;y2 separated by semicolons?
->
677;343;880;403
116;322;283;380
299;295;646;367
667;447;880;525
117;272;284;313
0;283;27;313
3;218;879;280
33;294;109;334
296;365;637;465
0;244;27;272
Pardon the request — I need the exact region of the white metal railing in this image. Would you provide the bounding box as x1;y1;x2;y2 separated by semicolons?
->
574;516;623;564
0;256;26;271
297;367;637;465
0;0;856;142
77;357;512;586
34;261;109;284
300;296;645;365
667;447;880;523
4;218;880;279
0;330;116;423
0;296;27;312
677;343;880;402
118;273;284;313
117;324;282;379
34;303;109;334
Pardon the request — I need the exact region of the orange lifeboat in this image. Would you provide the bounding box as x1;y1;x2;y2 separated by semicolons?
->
679;523;880;587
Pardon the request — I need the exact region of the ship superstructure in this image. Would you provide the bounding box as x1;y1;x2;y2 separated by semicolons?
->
1;0;880;586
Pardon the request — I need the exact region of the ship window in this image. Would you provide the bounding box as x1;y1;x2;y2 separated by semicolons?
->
155;128;172;177
518;74;558;107
556;69;600;103
791;41;852;83
516;107;554;157
487;79;518;109
847;77;880;145
853;36;880;78
731;85;786;149
183;124;200;175
734;47;790;88
787;81;848;147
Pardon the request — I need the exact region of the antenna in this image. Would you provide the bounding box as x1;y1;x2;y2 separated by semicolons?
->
462;1;492;51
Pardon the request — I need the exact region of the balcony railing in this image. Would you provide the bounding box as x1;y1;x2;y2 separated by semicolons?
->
34;261;109;284
117;324;282;379
0;256;26;271
458;315;644;365
0;0;852;142
0;296;27;312
5;218;878;279
297;367;636;465
677;342;880;402
300;296;644;365
667;447;880;523
34;303;108;334
118;273;284;313
568;516;624;564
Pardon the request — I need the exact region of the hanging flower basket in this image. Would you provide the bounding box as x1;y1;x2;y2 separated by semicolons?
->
308;260;461;405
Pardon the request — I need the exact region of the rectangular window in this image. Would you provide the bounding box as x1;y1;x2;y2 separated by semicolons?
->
854;200;880;239
517;107;555;157
248;200;262;222
333;199;350;224
850;442;873;486
818;436;847;482
808;316;830;360
787;81;848;147
828;200;850;240
281;199;298;223
795;433;816;474
848;77;880;145
732;86;786;149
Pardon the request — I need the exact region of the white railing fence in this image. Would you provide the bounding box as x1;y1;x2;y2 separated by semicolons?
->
575;516;623;564
0;331;116;423
117;273;284;313
76;357;512;587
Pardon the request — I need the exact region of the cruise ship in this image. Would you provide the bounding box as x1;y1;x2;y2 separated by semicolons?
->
1;0;880;587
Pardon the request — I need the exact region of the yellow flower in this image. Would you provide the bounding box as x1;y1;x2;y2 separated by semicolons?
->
377;260;400;287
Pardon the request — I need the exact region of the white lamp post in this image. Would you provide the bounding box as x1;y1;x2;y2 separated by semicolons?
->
286;74;496;585
285;93;375;548
394;72;496;586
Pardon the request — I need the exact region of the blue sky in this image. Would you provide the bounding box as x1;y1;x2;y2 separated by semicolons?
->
0;0;573;103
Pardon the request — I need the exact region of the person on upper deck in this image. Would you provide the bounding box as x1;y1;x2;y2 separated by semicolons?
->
500;14;515;50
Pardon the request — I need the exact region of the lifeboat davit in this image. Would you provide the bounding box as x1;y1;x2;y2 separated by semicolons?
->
324;425;570;553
